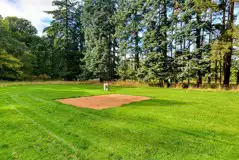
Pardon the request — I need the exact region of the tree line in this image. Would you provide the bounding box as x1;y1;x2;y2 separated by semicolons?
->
0;0;239;88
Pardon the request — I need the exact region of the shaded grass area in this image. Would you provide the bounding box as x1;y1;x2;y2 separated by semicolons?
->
1;80;239;92
0;84;239;159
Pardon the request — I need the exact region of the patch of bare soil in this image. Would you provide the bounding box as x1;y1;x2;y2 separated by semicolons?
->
57;94;150;110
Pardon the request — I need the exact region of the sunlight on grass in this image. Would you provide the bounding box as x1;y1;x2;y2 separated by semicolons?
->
0;84;239;159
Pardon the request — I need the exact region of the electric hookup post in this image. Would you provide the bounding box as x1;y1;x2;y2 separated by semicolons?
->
104;82;109;91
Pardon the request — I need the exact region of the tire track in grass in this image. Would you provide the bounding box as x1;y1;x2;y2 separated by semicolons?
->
5;93;81;158
9;92;143;156
7;92;115;158
9;93;112;154
19;93;236;147
10;90;235;157
12;94;126;158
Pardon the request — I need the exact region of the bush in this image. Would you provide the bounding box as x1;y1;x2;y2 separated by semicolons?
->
38;74;51;80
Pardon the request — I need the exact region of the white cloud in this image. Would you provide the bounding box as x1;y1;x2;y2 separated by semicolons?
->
235;8;239;25
0;0;238;36
0;0;54;36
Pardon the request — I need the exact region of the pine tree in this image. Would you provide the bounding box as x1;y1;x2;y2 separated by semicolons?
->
82;0;117;81
140;0;171;83
45;0;84;80
115;0;144;79
223;0;235;87
235;25;239;84
169;0;217;86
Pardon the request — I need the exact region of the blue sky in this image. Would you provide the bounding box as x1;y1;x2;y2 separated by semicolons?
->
0;0;54;36
236;8;239;24
0;0;238;36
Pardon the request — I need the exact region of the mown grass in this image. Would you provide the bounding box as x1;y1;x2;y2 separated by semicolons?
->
1;80;239;92
0;84;239;160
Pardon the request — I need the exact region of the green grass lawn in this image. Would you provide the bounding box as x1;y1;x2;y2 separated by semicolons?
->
0;84;239;160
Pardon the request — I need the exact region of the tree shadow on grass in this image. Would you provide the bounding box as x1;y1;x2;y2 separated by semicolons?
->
9;93;234;159
122;99;192;108
72;98;193;123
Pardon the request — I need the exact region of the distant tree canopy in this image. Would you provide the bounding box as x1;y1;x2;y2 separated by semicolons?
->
0;0;239;87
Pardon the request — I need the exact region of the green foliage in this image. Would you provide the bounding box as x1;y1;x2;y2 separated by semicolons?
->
1;0;239;85
45;0;85;80
3;17;37;35
139;52;170;82
20;52;36;76
83;0;117;81
1;84;239;159
117;59;137;80
211;39;230;62
115;0;144;74
0;16;45;80
0;49;23;80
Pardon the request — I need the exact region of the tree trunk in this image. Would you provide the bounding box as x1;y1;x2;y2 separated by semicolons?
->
112;38;117;79
108;34;112;80
208;7;213;84
133;8;139;71
237;70;239;85
196;13;202;87
163;0;167;55
223;54;232;87
215;60;218;84
134;31;139;70
65;0;69;72
223;0;234;88
163;0;168;79
180;22;183;51
219;60;222;85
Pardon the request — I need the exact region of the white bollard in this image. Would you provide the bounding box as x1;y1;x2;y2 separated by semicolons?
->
104;82;109;91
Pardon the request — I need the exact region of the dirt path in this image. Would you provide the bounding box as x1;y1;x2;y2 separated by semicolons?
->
57;94;150;110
